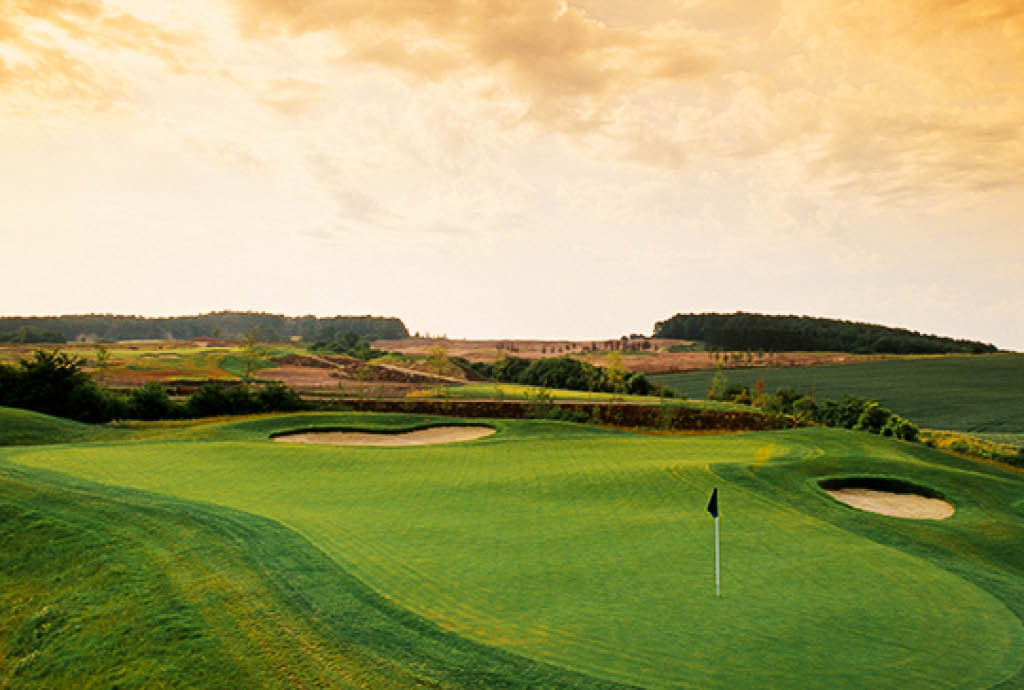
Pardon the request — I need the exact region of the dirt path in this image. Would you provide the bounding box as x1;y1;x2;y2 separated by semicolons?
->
273;426;495;446
826;488;954;519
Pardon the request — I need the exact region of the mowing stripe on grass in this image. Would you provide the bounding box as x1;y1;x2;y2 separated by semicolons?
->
5;416;1022;688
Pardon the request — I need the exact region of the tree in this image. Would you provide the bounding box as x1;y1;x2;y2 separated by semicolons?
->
94;343;110;383
707;365;727;400
256;382;305;412
239;330;266;382
128;383;180;420
427;345;449;377
605;351;626;398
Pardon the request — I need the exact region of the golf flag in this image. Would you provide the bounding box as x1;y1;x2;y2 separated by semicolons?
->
707;487;719;518
707;487;720;597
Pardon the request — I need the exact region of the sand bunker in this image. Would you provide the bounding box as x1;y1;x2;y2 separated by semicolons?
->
274;426;495;446
826;488;954;520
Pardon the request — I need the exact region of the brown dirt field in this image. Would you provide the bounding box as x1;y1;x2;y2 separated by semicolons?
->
97;369;235;386
585;351;880;374
273;426;495;446
826;488;954;520
270;354;335;368
370;338;884;373
371;337;695;364
258;366;341;389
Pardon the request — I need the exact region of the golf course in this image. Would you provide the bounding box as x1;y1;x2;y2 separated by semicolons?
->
2;408;1022;688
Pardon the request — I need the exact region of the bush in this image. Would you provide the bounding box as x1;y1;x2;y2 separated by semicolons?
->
625;372;654;396
492;356;531;384
256;382;306;412
792;396;817;423
128;383;182;420
774;387;802;414
0;350;127;423
730;388;752;405
310;332;384;360
882;414;919;442
185;382;305;418
853;401;894;434
817;396;873;428
187;384;256;418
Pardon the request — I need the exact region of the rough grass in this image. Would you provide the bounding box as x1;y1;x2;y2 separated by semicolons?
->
922;430;1024;468
3;413;1022;688
651;353;1024;432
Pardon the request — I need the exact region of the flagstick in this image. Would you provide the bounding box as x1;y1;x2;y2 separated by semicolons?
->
714;515;720;598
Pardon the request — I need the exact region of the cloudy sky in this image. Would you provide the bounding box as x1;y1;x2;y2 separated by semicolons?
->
2;0;1022;348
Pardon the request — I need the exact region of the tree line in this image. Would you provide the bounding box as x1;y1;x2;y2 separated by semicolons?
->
654;312;997;354
459;355;670;397
0;326;67;343
0;311;409;343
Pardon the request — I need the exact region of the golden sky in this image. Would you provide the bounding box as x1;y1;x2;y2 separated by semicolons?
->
2;0;1022;347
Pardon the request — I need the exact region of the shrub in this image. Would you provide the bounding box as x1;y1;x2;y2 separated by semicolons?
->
853;401;894;434
128;383;182;420
792;396;817;423
886;415;920;442
0;350;127;423
492;356;531;384
187;384;256;418
625;372;654;396
256;382;306;412
730;388;752;405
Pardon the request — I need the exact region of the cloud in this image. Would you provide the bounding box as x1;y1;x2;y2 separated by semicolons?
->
0;0;194;111
766;0;1024;201
234;0;723;132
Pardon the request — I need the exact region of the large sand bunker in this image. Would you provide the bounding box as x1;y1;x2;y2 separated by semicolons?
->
273;426;495;446
820;478;954;520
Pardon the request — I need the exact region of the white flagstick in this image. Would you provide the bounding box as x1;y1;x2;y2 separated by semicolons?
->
715;515;720;598
707;486;720;598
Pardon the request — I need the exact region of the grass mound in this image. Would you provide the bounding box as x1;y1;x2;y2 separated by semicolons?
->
0;407;123;446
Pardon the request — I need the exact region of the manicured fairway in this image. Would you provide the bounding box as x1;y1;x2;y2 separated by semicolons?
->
651;353;1024;432
4;411;1023;688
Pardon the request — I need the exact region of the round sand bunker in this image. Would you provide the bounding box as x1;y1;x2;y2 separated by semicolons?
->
820;478;954;520
273;426;495;446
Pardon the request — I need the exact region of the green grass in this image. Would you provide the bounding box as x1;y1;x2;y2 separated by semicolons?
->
411;382;662;401
3;412;1023;688
0;407;127;446
410;383;752;411
90;344;305;380
0;461;617;689
651;353;1024;432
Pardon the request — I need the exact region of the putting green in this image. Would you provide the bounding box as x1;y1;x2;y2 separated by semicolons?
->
6;417;1023;688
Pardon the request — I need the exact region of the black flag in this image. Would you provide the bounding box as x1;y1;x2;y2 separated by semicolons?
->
706;487;719;518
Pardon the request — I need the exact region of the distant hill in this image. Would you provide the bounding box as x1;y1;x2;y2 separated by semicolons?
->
653;312;997;354
0;311;409;343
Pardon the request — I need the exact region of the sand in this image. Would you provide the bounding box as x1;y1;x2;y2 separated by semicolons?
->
273;426;495;446
826;488;954;520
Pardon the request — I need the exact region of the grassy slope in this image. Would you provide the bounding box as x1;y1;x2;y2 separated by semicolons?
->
651;353;1024;432
4;413;1023;688
0;407;127;446
0;460;629;689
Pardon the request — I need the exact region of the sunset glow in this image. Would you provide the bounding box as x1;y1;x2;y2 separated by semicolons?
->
2;0;1022;348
